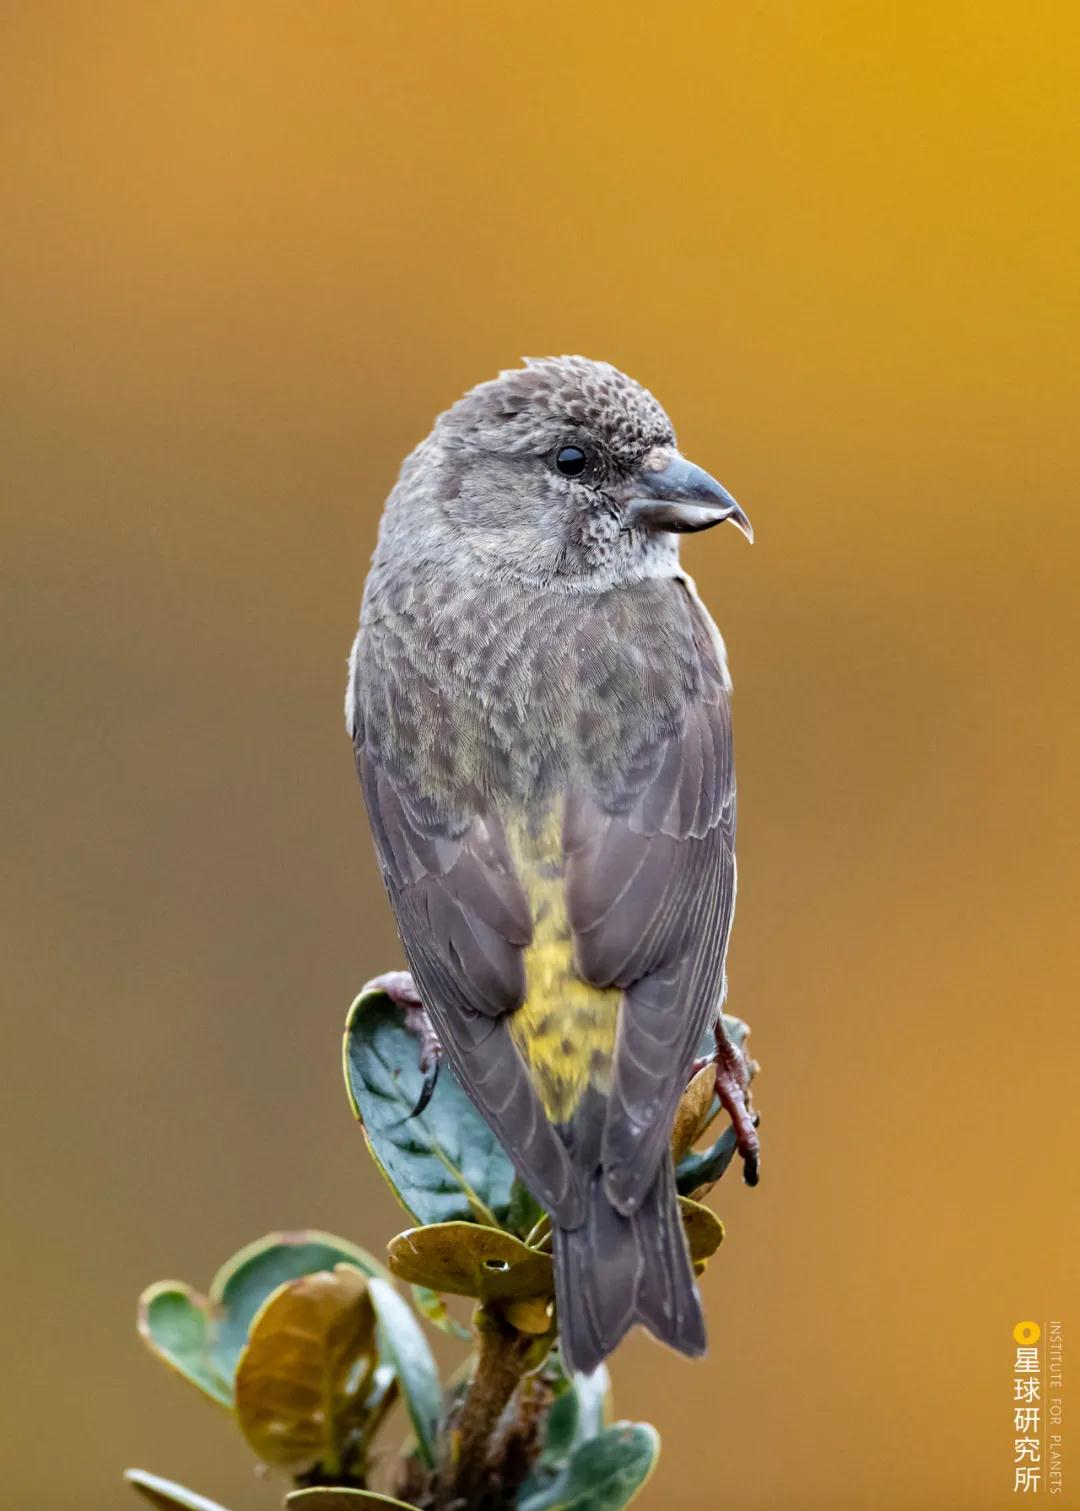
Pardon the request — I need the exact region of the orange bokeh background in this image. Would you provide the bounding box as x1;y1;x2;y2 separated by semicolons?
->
3;4;1078;1508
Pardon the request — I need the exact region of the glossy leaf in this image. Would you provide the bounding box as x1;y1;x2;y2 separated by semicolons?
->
234;1264;377;1470
358;1360;398;1433
543;1363;611;1465
210;1232;385;1384
387;1223;554;1304
368;1277;442;1468
518;1422;659;1511
124;1470;232;1511
675;1124;738;1197
670;1063;717;1162
286;1491;421;1511
343;987;515;1226
137;1285;231;1407
138;1232;385;1407
355;1361;400;1465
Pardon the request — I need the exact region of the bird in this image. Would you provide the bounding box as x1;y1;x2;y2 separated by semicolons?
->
346;356;756;1374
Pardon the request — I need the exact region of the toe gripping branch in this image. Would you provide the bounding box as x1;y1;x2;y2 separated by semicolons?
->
360;970;443;1118
705;1019;761;1187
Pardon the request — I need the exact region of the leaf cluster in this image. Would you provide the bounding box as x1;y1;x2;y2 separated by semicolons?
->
129;978;756;1510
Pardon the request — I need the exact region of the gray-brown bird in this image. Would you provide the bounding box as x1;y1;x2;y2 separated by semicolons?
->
346;357;755;1374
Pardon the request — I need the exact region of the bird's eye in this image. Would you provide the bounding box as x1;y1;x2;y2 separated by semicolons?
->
554;445;589;478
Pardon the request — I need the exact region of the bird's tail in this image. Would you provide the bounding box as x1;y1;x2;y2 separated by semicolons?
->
553;1156;705;1375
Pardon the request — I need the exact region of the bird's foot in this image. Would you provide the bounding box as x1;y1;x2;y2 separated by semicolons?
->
361;970;442;1116
711;1020;760;1187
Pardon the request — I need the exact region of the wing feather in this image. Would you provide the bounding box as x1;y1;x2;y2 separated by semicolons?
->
357;747;585;1226
565;584;737;1214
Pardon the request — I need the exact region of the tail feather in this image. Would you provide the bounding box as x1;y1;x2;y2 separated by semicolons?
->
553;1157;705;1375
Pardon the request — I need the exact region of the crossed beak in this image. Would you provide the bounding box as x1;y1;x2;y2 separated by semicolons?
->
623;448;753;542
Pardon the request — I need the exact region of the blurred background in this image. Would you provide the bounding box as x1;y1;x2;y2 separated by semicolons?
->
3;3;1078;1508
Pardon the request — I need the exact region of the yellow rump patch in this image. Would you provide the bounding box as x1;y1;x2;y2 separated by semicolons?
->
505;805;619;1122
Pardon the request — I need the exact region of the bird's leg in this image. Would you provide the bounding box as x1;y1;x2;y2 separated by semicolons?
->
711;1018;760;1187
360;970;442;1117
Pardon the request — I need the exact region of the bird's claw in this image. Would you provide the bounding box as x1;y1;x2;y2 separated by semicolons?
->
360;970;442;1117
712;1020;760;1187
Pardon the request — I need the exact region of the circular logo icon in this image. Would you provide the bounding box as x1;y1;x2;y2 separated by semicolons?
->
1013;1320;1041;1345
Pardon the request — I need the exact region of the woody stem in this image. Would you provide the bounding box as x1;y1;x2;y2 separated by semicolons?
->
441;1311;536;1505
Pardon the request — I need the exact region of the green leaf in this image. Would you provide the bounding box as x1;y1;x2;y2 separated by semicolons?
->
286;1491;421;1511
411;1285;472;1341
676;1124;738;1196
543;1363;611;1465
138;1232;385;1407
137;1285;232;1407
505;1177;546;1239
124;1469;232;1511
387;1223;554;1304
343;987;515;1226
367;1277;442;1469
359;1360;398;1432
518;1422;659;1511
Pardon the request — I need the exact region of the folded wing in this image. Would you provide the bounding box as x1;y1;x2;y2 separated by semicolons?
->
565;584;737;1214
356;749;586;1226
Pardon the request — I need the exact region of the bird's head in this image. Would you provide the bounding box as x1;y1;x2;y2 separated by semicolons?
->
413;356;751;587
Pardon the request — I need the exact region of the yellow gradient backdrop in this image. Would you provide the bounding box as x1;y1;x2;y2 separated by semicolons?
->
3;5;1078;1508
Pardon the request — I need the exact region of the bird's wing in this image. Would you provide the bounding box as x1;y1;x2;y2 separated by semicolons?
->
356;746;586;1226
565;578;736;1213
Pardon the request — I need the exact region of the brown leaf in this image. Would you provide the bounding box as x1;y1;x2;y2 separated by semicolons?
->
234;1264;377;1471
502;1295;556;1335
679;1196;725;1267
670;1063;718;1163
387;1223;554;1304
